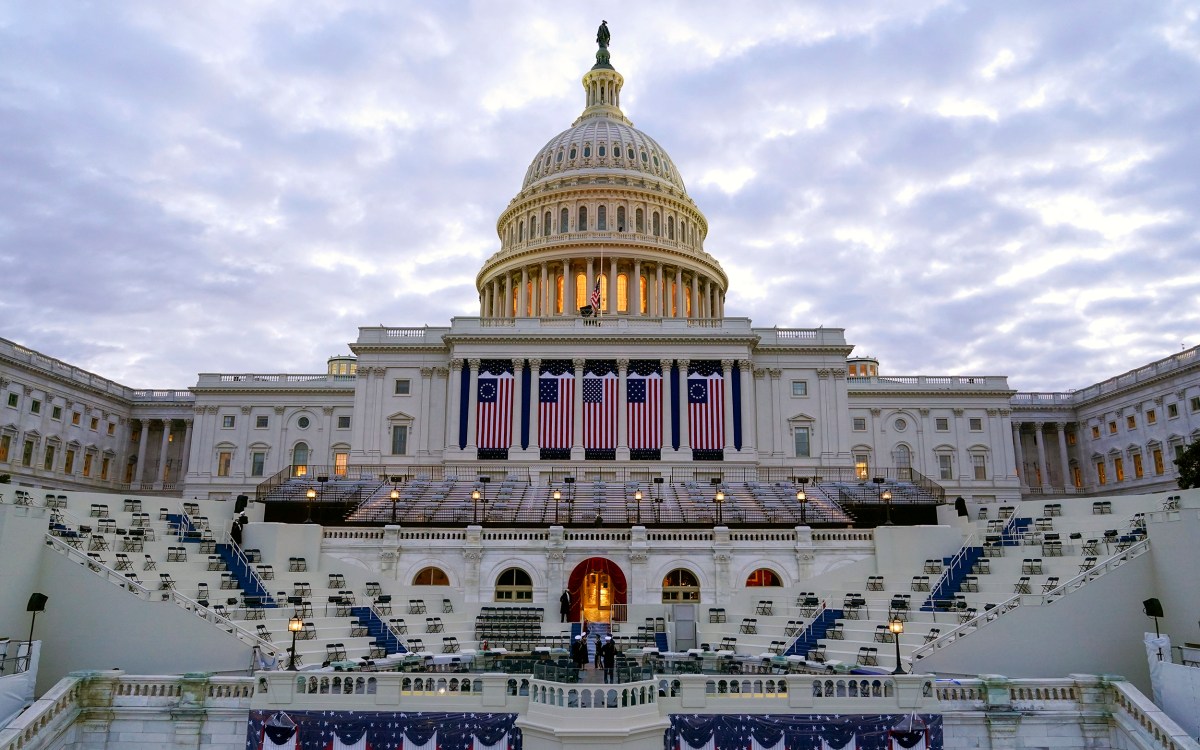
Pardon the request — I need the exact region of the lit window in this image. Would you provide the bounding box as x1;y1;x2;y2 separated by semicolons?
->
746;569;781;586
250;451;266;477
255;416;268;429
89;417;99;431
391;425;409;455
494;568;533;602
969;418;983;431
662;568;699;602
0;435;9;462
852;417;867;431
106;422;115;436
394;379;411;395
4;393;16;408
82;453;93;477
43;444;56;471
217;451;232;477
854;454;869;480
935;418;949;431
222;415;235;429
51;405;62;420
791;381;808;397
1096;461;1107;485
1147;410;1156;425
793;427;810;458
1091;426;1101;439
337;416;351;429
1072;466;1082;488
100;457;110;480
71;412;81;426
972;454;987;480
64;449;75;474
1114;457;1125;482
1133;453;1144;478
1167;403;1179;418
30;399;41;414
1066;431;1077;446
334;452;349;476
413;567;449;585
1126;415;1136;430
938;454;953;480
1153;449;1164;475
1108;421;1117;435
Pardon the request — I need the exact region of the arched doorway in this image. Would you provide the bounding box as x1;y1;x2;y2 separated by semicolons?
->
566;557;627;624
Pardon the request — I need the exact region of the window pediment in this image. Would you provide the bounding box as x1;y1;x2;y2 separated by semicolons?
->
787;413;815;424
387;410;415;424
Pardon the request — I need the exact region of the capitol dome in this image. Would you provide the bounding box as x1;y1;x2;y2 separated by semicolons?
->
477;28;727;321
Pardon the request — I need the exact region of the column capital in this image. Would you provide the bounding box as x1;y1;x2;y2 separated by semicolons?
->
616;358;630;370
467;358;481;370
572;358;586;369
952;408;964;416
660;359;674;372
739;360;753;373
768;369;782;379
528;358;542;369
449;358;464;370
420;367;434;377
1053;421;1067;430
183;418;193;427
677;358;690;371
513;359;525;373
720;359;734;370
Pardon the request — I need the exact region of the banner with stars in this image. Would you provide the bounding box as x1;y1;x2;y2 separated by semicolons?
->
246;711;520;750
667;713;941;750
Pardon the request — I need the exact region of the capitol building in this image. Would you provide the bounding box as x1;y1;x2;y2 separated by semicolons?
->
1;27;1200;750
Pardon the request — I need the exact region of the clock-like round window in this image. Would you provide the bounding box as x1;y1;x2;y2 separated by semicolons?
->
894;418;907;431
297;416;310;429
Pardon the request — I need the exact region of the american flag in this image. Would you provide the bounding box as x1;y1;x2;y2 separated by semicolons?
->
582;373;617;449
538;372;574;449
476;372;513;449
688;371;725;450
626;372;662;450
589;276;601;310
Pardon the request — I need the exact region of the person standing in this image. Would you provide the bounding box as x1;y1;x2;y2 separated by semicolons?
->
572;635;587;677
601;635;616;684
559;590;571;623
593;632;603;669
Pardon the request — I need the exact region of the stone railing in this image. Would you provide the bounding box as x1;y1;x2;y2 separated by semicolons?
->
255;670;514;712
196;373;357;389
847;374;1009;389
911;540;1151;663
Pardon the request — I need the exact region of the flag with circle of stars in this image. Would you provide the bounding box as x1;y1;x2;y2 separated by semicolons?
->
246;710;520;750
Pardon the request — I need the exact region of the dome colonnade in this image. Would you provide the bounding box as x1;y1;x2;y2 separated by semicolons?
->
477;36;727;320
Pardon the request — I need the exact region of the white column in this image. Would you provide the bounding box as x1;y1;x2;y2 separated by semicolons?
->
572;358;585;459
586;258;595;310
677;359;691;451
633;259;643;316
180;419;193;477
1011;423;1026;489
503;276;512;318
447;359;463;451
655;263;664;317
154;419;171;489
511;360;524;451
135;419;150;487
418;367;434;457
617;358;629;459
660;359;674;452
739;362;756;452
691;274;699;319
465;359;480;450
721;360;735;450
1055;422;1072;492
540;262;549;316
769;369;783;457
674;267;684;318
563;260;572;315
528;359;541;452
520;267;529;317
1033;422;1049;490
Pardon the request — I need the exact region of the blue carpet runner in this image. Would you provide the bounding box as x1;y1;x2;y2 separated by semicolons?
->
351;606;407;654
785;608;844;658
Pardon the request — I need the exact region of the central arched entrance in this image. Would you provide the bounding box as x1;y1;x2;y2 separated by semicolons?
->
566;557;627;624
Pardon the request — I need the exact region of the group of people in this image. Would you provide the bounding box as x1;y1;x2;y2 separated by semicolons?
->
561;590;618;682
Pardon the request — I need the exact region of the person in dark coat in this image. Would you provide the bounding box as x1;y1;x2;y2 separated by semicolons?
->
559;590;571;622
594;633;603;669
571;635;587;674
229;519;243;546
601;635;617;683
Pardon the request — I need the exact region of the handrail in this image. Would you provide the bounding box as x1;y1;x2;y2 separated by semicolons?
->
911;539;1151;661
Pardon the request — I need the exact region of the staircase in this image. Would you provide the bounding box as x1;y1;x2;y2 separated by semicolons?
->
215;544;275;606
785;608;843;658
350;606;407;655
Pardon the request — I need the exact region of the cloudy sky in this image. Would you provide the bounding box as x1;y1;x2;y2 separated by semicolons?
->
1;1;1197;392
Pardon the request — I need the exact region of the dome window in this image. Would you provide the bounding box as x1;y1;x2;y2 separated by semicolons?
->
545;154;551;167
641;151;648;164
627;148;634;160
653;155;660;168
556;150;563;163
569;147;577;159
598;145;606;157
583;145;591;158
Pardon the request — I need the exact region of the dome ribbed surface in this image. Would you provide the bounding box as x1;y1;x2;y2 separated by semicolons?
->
520;117;688;194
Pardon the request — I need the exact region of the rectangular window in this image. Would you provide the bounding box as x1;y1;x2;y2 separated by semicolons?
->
854;455;869;480
5;393;17;408
82;453;93;477
217;451;232;477
938;454;953;480
852;417;867;431
30;399;41;414
89;417;99;431
394;379;411;395
1066;431;1077;446
1168;403;1179;418
935;417;949;431
1175;445;1185;461
0;434;9;462
106;422;115;436
222;415;235;428
969;417;983;431
972;454;987;480
1096;461;1106;485
1126;415;1136;430
1192;396;1200;412
64;449;75;474
334;452;349;476
793;427;811;457
72;411;81;426
1147;409;1156;425
1133;453;1144;479
1153;449;1164;475
250;451;266;477
1091;425;1101;439
1071;466;1082;488
255;416;269;429
100;457;110;480
1108;421;1117;435
43;445;56;471
51;405;62;420
1114;457;1125;482
791;381;808;397
21;440;34;467
391;425;409;455
337;416;351;429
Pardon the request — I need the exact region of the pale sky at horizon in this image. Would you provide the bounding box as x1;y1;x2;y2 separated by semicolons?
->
1;1;1197;393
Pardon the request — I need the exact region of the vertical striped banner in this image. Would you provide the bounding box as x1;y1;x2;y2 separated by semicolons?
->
687;371;725;450
626;372;662;450
583;372;617;449
476;372;513;449
539;372;575;449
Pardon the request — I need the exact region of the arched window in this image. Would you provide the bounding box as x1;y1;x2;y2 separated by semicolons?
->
292;442;309;477
578;206;588;232
627;147;635;160
598;144;606;157
543;211;552;236
576;272;587;310
526;281;534;316
529;215;537;237
569;147;577;160
519;221;525;241
560;207;569;234
616;273;628;312
639;275;647;313
635;208;644;233
662;569;700;602
495;568;533;601
652;212;661;237
667;216;675;240
413;567;449;586
670;280;677;316
583;145;591;158
685;286;692;317
556;150;564;163
599;274;609;309
616;206;626;231
597;206;607;231
556;274;564;314
746;569;782;587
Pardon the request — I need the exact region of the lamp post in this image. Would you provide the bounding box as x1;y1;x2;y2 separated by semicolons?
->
287;616;304;670
888;618;905;674
882;489;894;525
553;488;562;524
653;477;664;522
471;488;483;524
714;488;726;525
563;477;575;523
305;487;316;523
390;487;400;524
634;489;643;524
796;477;810;525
